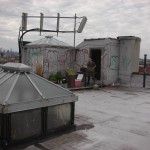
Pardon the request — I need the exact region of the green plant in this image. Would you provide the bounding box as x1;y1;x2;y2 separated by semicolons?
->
64;67;75;76
48;74;57;81
55;71;63;81
48;71;64;83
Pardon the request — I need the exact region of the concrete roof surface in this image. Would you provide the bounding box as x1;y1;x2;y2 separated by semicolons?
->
14;87;150;150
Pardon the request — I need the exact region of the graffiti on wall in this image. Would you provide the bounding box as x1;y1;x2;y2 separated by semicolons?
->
30;48;43;72
43;48;74;74
120;46;131;71
120;56;131;71
43;49;58;73
110;56;119;70
101;44;119;83
75;49;89;71
105;43;132;74
101;49;108;69
25;44;120;84
24;47;75;77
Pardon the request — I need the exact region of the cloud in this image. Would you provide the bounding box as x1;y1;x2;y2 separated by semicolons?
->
0;0;150;58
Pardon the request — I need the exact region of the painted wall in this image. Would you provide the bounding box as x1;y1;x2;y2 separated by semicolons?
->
75;36;140;85
105;40;119;84
22;36;141;85
118;36;141;84
76;38;119;85
22;47;74;78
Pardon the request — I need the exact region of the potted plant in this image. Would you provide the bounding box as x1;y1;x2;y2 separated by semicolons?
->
48;73;57;83
55;71;63;84
64;68;75;76
64;68;76;88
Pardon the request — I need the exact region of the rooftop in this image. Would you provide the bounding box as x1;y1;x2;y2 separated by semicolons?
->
13;86;150;150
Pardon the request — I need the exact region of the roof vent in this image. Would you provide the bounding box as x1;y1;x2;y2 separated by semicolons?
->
1;62;31;72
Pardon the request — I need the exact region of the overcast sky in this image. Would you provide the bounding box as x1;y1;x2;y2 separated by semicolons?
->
0;0;150;58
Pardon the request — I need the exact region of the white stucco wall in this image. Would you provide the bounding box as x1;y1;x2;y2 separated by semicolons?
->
22;36;141;86
22;47;74;78
76;38;119;85
118;36;141;84
105;40;119;84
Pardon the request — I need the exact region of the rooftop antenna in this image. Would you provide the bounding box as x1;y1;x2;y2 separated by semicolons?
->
18;13;87;63
77;16;87;33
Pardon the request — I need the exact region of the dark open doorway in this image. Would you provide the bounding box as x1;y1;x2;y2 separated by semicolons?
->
90;49;101;80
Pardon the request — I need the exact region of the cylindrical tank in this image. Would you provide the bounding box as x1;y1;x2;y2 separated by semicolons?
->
118;36;141;84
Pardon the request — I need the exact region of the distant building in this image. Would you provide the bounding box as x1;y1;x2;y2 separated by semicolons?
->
0;50;19;64
139;59;150;74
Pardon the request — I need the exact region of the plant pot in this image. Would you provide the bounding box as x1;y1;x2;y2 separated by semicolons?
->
67;75;76;88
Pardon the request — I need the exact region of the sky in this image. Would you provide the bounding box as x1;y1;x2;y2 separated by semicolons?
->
0;0;150;58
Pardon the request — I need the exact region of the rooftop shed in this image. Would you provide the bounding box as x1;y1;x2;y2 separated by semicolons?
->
0;62;77;148
22;36;74;78
75;36;141;85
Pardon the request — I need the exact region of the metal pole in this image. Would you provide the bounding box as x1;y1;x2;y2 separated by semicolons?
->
143;54;147;88
18;28;75;63
18;29;21;63
73;14;77;67
74;13;76;49
18;13;86;64
18;28;38;63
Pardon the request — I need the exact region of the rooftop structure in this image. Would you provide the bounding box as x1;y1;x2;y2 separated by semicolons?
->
0;62;77;148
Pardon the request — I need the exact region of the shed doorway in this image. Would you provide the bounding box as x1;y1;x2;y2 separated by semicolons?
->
90;49;101;80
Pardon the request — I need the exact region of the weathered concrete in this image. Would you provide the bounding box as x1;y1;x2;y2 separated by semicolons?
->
14;87;150;150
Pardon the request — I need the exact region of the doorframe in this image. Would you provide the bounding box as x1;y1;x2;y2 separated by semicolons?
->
89;48;102;80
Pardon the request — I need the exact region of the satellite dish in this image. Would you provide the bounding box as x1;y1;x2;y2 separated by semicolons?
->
77;16;87;33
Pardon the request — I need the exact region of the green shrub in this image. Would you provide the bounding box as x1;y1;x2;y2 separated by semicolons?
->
55;71;63;81
64;68;75;76
48;71;64;82
48;74;57;81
